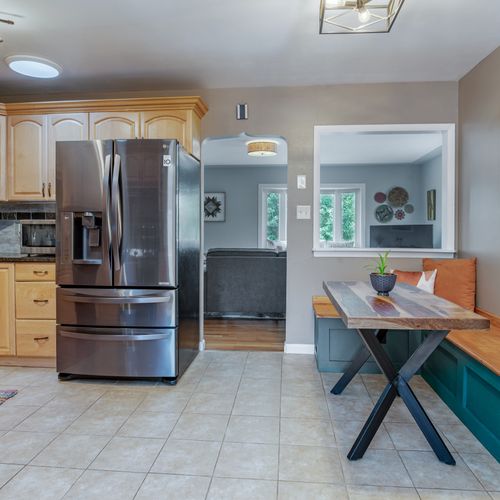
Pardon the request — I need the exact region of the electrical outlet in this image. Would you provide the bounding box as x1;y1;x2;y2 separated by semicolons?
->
297;205;311;220
297;175;306;189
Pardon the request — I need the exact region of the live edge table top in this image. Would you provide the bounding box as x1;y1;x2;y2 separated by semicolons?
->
323;281;490;331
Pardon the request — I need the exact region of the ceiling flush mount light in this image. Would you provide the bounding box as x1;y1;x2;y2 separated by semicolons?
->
5;55;62;78
320;0;405;34
247;140;278;157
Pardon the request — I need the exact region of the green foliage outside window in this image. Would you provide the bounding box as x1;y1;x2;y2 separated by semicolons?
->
320;194;334;241
267;192;280;241
341;192;355;242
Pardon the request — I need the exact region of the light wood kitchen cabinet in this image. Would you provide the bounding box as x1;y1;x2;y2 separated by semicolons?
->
0;263;16;356
0;115;6;201
141;110;187;142
16;320;56;358
7;114;48;201
47;113;89;200
16;282;56;320
15;262;56;282
90;111;140;140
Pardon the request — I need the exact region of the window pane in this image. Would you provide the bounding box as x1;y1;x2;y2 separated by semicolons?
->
266;192;280;242
341;192;356;243
320;194;335;241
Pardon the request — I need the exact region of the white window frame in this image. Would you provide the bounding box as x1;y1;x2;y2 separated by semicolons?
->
320;183;365;248
258;184;287;248
313;123;456;258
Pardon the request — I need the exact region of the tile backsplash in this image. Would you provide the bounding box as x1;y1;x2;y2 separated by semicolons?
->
0;202;56;221
0;203;56;254
0;221;21;254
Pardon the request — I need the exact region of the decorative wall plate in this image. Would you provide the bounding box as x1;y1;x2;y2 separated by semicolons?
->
374;192;387;203
375;204;394;223
395;209;406;220
204;192;226;222
387;187;409;207
404;204;414;214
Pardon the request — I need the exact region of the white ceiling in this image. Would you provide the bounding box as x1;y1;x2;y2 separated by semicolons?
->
204;134;287;167
0;0;499;97
320;132;442;165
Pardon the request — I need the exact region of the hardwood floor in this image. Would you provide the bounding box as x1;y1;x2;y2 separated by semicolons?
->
204;318;285;351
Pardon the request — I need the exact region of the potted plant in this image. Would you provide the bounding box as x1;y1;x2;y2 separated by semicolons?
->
367;251;397;296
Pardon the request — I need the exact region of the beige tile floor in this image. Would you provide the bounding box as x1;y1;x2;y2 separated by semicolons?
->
0;352;499;499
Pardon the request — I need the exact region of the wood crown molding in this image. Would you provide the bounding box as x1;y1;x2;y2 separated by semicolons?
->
3;96;208;118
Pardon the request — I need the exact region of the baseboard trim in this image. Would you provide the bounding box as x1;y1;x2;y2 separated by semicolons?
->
284;343;314;355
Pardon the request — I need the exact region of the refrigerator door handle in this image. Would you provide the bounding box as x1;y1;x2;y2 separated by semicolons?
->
59;330;172;342
111;153;123;271
103;153;112;266
62;294;173;304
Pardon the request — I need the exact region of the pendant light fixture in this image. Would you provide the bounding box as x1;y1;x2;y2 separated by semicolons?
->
320;0;405;34
247;140;278;157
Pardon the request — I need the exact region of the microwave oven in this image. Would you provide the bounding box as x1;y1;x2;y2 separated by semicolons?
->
20;220;56;255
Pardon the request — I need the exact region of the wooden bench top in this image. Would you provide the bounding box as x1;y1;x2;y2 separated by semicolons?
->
313;295;500;376
313;295;340;318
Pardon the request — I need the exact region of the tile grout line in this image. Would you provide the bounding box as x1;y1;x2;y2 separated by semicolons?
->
131;361;210;500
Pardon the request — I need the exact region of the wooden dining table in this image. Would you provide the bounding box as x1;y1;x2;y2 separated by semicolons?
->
323;280;490;465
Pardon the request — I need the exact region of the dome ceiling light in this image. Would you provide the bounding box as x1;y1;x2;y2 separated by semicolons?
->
320;0;405;34
247;140;278;157
5;55;62;78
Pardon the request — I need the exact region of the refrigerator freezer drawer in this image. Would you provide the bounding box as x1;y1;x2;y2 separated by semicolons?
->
57;288;177;328
57;326;177;378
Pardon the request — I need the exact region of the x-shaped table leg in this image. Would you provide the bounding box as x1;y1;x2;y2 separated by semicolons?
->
331;329;387;395
347;329;455;465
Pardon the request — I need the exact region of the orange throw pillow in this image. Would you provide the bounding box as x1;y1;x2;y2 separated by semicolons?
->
393;269;437;293
423;258;476;311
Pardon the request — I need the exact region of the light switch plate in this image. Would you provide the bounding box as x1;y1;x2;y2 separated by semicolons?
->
297;205;311;220
297;175;306;189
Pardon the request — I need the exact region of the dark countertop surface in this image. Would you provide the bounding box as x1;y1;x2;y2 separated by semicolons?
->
0;254;55;262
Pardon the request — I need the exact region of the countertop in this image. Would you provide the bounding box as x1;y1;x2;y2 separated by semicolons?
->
0;254;55;262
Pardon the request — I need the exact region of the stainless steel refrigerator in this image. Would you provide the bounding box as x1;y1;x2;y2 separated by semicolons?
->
56;139;200;383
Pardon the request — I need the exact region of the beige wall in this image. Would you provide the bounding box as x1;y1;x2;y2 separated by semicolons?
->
0;81;459;345
459;47;500;316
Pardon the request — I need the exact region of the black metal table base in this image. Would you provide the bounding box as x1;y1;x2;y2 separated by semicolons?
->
332;328;455;466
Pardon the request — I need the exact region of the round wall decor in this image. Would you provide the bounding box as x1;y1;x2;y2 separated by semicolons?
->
404;203;414;214
395;209;406;220
387;186;409;207
375;204;394;223
374;192;387;203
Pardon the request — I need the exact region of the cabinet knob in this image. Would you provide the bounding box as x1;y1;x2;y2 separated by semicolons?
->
33;270;48;276
34;336;49;342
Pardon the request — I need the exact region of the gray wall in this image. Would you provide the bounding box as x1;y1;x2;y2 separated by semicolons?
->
204;166;287;251
321;163;427;246
0;81;460;345
459;47;500;315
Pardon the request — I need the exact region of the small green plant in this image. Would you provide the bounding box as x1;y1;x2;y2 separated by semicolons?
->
367;251;391;275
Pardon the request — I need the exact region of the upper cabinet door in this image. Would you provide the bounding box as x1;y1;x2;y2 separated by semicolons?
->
0;116;6;201
141;110;188;146
47;113;89;200
89;112;140;140
8;115;48;201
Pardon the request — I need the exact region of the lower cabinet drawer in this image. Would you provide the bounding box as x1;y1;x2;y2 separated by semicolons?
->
16;320;56;357
16;282;56;319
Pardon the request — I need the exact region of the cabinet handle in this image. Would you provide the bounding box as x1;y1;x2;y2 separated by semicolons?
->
42;182;46;197
48;182;52;198
33;299;49;305
34;336;49;342
33;270;48;276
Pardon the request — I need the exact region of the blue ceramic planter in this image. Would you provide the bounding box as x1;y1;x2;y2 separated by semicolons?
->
370;273;397;296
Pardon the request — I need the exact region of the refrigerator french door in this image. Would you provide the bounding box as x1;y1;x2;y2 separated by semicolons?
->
56;139;200;382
